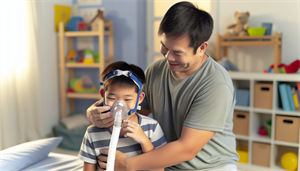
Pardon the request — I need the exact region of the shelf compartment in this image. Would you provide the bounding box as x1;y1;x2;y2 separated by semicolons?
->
252;112;272;140
274;145;298;170
236;139;249;164
66;93;100;99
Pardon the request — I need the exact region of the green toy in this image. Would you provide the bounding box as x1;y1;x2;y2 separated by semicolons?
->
70;76;98;93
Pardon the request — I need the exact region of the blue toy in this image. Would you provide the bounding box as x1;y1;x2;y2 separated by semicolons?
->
217;57;239;71
65;17;83;31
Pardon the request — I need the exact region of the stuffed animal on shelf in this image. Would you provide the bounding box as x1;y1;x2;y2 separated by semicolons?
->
224;11;250;37
267;59;300;73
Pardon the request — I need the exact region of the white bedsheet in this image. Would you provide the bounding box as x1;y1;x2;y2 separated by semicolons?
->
23;153;83;171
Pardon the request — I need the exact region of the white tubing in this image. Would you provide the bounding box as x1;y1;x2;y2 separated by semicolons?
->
106;111;122;171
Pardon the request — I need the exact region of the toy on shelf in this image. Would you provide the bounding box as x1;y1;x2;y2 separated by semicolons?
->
88;9;106;31
76;50;84;63
69;76;97;93
65;17;83;31
217;56;238;71
83;49;95;64
66;49;77;63
266;59;300;73
224;11;250;37
258;126;267;136
77;21;88;31
281;152;298;170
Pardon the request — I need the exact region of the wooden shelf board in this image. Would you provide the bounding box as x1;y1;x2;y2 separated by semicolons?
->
234;106;250;111
220;41;276;46
64;31;110;37
253;108;273;114
65;63;101;68
275;109;300;116
235;134;250;141
274;140;299;147
67;93;100;99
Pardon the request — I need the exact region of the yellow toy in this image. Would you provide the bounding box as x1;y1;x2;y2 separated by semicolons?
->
83;49;95;64
66;49;76;63
281;152;298;170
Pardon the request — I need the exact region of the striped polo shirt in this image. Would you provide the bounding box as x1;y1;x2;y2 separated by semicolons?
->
78;114;167;164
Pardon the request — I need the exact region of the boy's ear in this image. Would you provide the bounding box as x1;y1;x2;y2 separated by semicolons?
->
137;92;145;105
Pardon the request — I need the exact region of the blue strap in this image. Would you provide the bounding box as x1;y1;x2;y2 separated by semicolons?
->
100;70;143;115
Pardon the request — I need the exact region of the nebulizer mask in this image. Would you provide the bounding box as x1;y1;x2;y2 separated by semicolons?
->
100;69;142;171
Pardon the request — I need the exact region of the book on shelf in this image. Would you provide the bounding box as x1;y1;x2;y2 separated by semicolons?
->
278;84;291;111
286;84;296;111
291;87;300;111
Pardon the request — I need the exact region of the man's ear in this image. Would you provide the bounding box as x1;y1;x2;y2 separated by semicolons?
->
198;42;208;54
137;92;145;105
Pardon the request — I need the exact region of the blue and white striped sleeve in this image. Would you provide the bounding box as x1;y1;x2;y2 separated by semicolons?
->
151;123;167;148
78;129;97;164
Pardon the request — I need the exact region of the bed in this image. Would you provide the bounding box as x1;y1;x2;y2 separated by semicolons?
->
0;137;83;170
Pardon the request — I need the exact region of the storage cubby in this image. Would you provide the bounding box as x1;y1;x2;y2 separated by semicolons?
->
236;140;249;164
252;112;272;141
229;72;300;170
274;145;298;170
233;80;250;108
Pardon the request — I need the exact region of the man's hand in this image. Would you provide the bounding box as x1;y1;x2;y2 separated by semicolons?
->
87;99;114;128
98;149;129;171
122;120;148;144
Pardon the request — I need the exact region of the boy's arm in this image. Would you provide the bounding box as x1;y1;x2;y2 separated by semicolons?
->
122;120;164;171
99;126;215;170
83;162;97;171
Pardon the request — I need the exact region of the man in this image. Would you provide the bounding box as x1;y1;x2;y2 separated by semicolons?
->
87;1;239;170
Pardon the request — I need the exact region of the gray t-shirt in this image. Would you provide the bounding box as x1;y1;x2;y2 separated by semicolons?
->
141;56;239;170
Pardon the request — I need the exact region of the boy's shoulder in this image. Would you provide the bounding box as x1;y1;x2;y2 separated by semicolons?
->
137;113;159;126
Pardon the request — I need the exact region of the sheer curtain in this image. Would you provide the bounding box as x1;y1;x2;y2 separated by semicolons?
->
0;0;44;150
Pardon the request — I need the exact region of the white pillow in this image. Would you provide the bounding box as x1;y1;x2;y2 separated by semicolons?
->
61;114;92;131
0;137;62;171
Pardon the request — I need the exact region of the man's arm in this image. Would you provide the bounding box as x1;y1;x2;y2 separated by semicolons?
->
99;126;215;170
83;162;97;171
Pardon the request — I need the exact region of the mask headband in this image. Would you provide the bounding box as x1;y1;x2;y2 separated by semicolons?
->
100;69;142;115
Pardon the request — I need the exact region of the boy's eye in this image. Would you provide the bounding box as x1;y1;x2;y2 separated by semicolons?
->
125;99;132;101
107;97;115;100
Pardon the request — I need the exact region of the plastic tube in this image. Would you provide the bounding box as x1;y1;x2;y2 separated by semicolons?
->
106;110;122;171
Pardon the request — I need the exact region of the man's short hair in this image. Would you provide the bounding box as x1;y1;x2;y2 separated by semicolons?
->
101;61;145;93
158;1;213;54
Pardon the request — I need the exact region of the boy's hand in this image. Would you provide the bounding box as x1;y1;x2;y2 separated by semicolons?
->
122;120;148;144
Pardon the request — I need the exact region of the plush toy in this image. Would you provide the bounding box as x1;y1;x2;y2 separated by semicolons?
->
217;57;239;71
267;59;300;73
224;11;250;37
70;76;97;93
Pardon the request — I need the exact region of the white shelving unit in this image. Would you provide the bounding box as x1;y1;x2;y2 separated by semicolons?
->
229;72;300;170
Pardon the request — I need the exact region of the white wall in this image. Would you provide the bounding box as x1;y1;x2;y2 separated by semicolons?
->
39;0;73;136
209;0;299;72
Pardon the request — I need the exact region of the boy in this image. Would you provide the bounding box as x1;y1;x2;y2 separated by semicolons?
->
78;61;166;171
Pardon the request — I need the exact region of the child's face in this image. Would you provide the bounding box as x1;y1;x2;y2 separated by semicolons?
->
104;84;144;111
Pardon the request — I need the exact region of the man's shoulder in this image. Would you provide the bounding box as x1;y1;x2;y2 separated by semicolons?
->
146;58;167;73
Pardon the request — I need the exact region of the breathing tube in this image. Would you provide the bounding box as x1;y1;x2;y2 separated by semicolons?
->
100;69;143;171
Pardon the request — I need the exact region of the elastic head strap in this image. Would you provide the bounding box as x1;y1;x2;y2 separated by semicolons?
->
100;69;143;115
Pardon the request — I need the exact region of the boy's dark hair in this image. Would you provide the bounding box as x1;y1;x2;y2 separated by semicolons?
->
101;61;145;93
158;1;213;54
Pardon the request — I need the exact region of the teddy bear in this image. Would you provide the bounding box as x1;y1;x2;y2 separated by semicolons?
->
224;11;250;37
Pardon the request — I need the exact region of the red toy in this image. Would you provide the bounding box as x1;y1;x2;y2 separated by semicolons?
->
269;59;300;73
77;21;88;31
259;126;267;136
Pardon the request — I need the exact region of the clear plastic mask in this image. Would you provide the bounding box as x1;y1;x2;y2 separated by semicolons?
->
110;100;129;120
